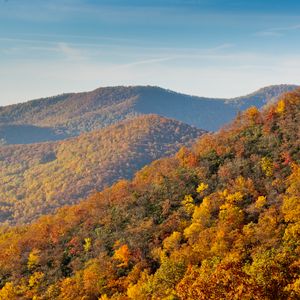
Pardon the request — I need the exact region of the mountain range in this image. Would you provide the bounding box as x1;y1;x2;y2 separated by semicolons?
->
0;83;298;225
0;115;204;225
0;84;297;145
0;89;298;299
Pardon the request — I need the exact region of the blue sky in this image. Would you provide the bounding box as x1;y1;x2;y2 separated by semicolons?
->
1;0;300;105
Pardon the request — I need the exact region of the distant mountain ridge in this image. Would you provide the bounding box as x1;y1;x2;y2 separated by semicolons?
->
0;114;204;224
0;84;297;144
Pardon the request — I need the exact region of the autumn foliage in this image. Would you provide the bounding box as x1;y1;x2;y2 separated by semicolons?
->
0;90;299;299
0;115;203;225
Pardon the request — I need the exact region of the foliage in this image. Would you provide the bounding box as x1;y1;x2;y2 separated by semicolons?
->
0;90;299;299
0;115;202;224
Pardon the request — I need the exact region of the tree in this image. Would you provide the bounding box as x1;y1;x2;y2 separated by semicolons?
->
0;282;18;300
113;243;131;267
27;248;41;271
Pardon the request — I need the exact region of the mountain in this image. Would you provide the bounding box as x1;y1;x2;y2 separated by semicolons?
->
0;89;299;299
0;114;204;225
0;84;297;144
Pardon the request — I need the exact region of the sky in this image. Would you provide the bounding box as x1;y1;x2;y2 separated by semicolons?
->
1;0;300;105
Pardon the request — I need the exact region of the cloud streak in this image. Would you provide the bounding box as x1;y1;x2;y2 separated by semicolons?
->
256;24;300;37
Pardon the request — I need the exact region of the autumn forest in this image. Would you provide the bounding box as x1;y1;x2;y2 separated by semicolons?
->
0;87;299;299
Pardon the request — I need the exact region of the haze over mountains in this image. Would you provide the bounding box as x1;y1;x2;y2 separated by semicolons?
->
0;84;297;145
0;115;204;225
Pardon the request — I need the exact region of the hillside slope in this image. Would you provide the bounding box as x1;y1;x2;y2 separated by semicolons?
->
0;90;299;299
0;115;204;225
0;84;297;144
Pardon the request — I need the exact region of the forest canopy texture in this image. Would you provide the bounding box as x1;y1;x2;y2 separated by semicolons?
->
0;90;299;299
0;115;203;225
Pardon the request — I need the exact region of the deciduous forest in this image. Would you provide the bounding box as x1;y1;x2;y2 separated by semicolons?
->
0;114;203;225
0;90;299;299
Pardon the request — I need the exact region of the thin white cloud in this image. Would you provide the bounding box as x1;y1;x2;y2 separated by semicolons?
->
116;57;177;68
0;36;236;65
57;42;86;61
0;36;234;53
111;43;236;69
256;24;300;37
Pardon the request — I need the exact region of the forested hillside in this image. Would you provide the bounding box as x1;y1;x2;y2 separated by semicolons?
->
0;90;299;299
0;84;296;144
0;115;203;225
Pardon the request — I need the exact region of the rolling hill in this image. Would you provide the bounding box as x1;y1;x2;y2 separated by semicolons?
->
0;89;298;299
0;114;204;225
0;84;297;144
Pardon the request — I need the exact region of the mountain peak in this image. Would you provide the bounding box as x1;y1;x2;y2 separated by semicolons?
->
0;84;298;145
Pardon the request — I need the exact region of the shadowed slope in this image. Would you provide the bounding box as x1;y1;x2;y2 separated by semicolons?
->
0;114;204;224
0;84;297;144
